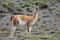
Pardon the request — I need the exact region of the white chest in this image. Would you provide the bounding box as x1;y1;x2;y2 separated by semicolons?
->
31;13;38;25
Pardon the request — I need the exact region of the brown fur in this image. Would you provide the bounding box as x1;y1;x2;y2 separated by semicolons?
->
10;9;37;33
10;16;14;21
11;14;35;26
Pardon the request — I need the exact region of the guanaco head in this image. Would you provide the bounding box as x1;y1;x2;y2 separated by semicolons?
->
34;8;38;12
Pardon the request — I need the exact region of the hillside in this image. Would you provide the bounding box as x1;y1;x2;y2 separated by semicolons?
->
0;0;60;40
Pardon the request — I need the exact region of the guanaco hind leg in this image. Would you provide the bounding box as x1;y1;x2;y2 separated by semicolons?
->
26;23;32;34
11;26;16;38
11;17;17;38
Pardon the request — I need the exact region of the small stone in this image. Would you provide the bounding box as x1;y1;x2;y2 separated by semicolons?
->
21;6;25;8
43;15;50;18
17;9;23;12
49;31;55;34
48;7;53;12
0;10;5;13
2;28;7;31
26;8;30;10
26;8;32;12
19;3;23;5
41;25;46;27
6;23;9;25
55;5;58;7
7;7;14;13
13;11;24;15
39;5;48;9
38;19;40;21
40;38;53;40
32;2;38;6
43;21;46;23
24;4;30;7
43;12;47;14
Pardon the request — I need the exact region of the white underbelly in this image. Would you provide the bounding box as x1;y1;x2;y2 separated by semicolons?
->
17;17;26;25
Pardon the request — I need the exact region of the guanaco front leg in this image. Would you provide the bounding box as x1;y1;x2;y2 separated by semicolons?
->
26;23;31;34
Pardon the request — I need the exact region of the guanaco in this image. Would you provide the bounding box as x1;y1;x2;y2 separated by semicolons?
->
10;8;38;37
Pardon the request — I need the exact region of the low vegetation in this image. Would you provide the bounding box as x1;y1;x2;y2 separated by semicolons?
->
0;0;60;40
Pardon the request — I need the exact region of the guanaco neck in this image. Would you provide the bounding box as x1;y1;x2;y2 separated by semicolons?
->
32;9;38;19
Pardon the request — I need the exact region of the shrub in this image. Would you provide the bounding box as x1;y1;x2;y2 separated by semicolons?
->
3;0;14;8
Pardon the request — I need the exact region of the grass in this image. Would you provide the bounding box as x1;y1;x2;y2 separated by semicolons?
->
56;10;60;14
16;5;22;9
51;0;57;4
53;31;60;37
19;33;53;40
55;10;60;16
1;0;60;40
48;7;53;12
0;27;59;40
57;0;60;2
3;0;14;8
31;34;40;40
26;8;32;12
16;5;25;9
3;0;49;12
25;0;31;5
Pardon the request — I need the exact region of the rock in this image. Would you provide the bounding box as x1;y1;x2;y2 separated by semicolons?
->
0;14;6;20
49;31;55;34
13;11;24;15
0;7;9;13
38;19;40;21
26;8;32;12
43;15;50;18
17;8;23;12
21;6;25;8
24;4;30;7
6;23;9;25
48;7;53;12
39;5;48;9
19;2;23;5
40;38;53;40
26;8;30;10
7;7;14;13
43;21;46;24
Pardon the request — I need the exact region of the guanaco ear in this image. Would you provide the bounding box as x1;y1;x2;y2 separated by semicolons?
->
10;16;14;21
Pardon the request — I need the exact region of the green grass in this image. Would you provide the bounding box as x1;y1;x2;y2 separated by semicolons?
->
16;5;22;9
19;33;53;40
48;7;53;12
0;28;59;40
31;34;40;40
25;0;32;5
51;0;57;4
26;8;32;12
3;0;14;8
3;0;49;9
56;10;60;14
53;31;60;37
